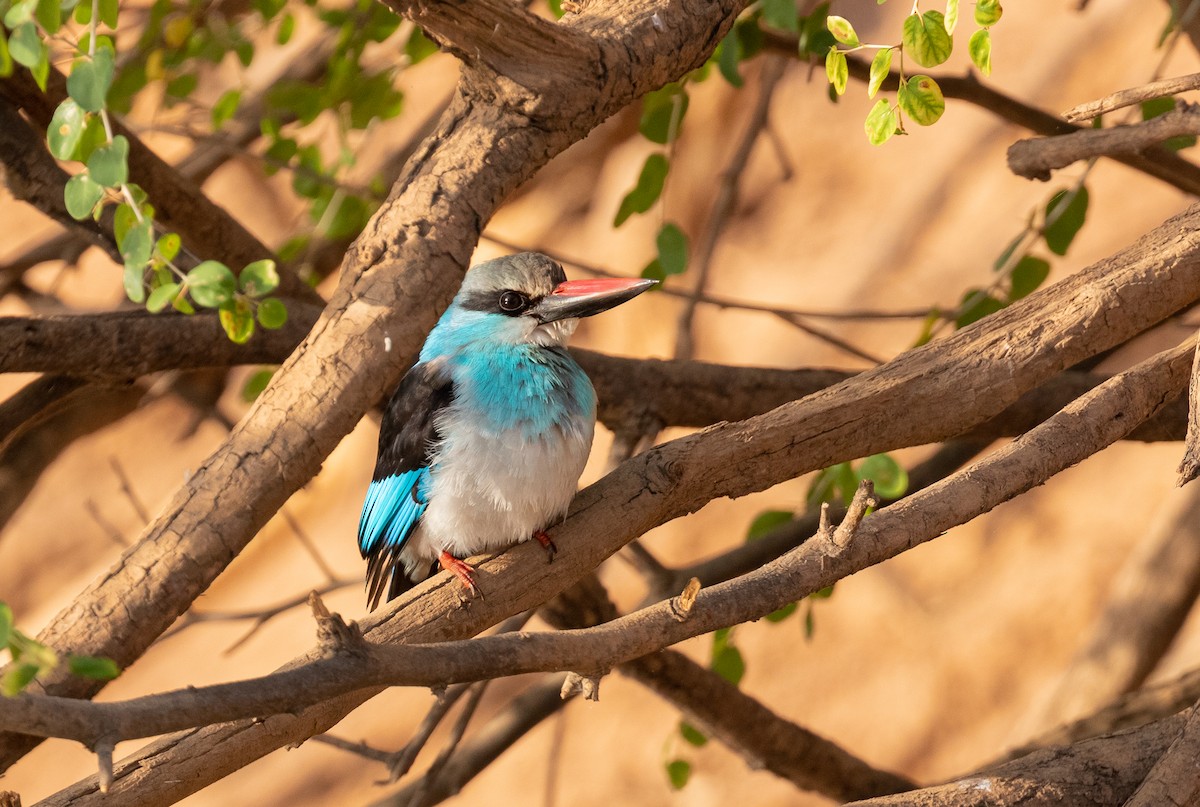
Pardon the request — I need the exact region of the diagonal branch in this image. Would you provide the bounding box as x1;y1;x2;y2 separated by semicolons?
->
0;0;750;783
27;332;1195;806
1009;107;1200;181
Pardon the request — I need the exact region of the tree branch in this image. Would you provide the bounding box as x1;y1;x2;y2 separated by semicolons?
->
1064;71;1200;122
759;32;1200;197
1009;107;1200;181
847;711;1189;807
30;332;1194;805
0;0;750;781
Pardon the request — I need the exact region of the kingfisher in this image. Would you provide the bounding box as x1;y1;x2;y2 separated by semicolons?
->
358;252;656;609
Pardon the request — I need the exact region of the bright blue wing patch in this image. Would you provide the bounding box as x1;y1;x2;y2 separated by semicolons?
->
358;468;429;556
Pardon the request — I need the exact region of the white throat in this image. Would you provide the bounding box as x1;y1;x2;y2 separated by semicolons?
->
530;318;579;347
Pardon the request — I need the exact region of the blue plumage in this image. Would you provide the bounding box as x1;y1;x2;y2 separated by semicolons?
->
358;252;655;608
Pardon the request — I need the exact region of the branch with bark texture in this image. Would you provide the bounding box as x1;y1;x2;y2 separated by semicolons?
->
1009;106;1200;180
30;330;1195;805
22;191;1200;804
1064;71;1200;122
0;0;751;781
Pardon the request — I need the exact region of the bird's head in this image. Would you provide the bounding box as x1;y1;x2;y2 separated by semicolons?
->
421;252;656;358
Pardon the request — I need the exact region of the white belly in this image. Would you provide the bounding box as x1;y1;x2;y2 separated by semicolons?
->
400;412;594;573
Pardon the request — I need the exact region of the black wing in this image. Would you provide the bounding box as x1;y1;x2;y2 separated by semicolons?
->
358;359;454;608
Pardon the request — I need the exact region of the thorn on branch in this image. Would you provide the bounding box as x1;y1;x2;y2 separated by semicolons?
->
817;481;879;554
560;672;603;702
93;735;115;794
309;591;365;658
670;578;701;622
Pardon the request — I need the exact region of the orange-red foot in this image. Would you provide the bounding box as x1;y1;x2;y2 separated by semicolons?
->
533;530;557;562
438;550;480;596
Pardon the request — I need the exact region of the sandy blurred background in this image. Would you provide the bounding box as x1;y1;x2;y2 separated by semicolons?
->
3;0;1200;804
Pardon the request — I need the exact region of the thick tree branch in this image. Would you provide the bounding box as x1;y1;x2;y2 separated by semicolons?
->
1009;107;1200;181
0;97;119;262
27;192;1200;799
0;0;749;782
0;310;1191;442
33;332;1193;805
847;712;1189;807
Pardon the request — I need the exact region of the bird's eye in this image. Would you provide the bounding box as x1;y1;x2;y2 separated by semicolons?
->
498;291;528;312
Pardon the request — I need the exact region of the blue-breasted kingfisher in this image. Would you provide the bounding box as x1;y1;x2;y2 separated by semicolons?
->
357;252;656;609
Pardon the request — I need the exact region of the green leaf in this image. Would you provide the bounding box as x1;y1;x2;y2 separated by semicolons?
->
120;218;152;271
0;603;12;649
146;282;180;312
955;288;1005;328
968;28;992;76
30;41;48;90
811;584;835;599
1143;97;1196;150
66;48;115;113
762;0;799;32
211;89;241;128
121;263;145;304
825;48;848;95
97;0;117;27
73;113;107;163
864;98;898;145
68;655;120;680
239;258;279;296
765;601;798;622
746;509;792;542
1009;256;1051;301
403;26;438;64
639;84;688;145
187;260;236;307
656;222;688;277
47;99;86;160
911;307;941;348
34;0;59;34
0;29;13;78
1043;186;1089;256
826;15;859;46
858;453;909;499
944;0;959;34
0;663;40;697
64;172;105;219
219;299;256;343
276;11;295;44
716;32;743;87
241;367;276;402
155;232;181;262
867;48;892;98
679;722;708;747
974;0;1002;26
897;75;945;126
665;759;691;790
712;644;745;685
113;202;137;248
165;71;198;101
614;153;669;227
902;11;953;68
87;135;129;187
8;22;40;68
256;297;287;329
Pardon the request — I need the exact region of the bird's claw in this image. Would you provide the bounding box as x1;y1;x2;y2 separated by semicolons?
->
438;551;481;598
533;530;557;563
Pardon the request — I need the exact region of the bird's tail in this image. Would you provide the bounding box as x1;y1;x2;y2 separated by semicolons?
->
365;550;436;610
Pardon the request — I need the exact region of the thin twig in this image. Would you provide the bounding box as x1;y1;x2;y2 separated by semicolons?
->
675;56;788;362
1064;71;1200;122
108;457;149;524
402;681;490;807
280;509;339;584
